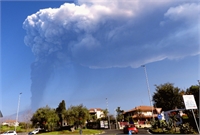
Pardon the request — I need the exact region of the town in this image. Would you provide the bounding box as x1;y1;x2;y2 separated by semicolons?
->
0;83;199;134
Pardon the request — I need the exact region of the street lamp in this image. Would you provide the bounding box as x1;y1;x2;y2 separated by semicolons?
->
197;80;200;130
114;109;118;129
0;110;3;133
141;65;154;121
106;98;111;129
15;93;22;132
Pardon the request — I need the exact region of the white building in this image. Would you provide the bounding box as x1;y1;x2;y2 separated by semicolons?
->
2;120;19;127
89;108;105;119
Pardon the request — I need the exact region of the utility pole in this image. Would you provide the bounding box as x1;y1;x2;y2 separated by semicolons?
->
106;98;111;129
197;80;200;131
115;109;118;129
141;65;154;121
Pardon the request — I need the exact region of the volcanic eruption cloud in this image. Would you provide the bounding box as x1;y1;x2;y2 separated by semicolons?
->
23;0;199;110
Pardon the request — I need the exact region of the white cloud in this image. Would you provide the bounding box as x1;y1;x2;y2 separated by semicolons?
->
161;3;200;26
23;0;200;69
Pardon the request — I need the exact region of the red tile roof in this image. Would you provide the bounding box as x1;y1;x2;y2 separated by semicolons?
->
124;105;162;113
4;120;16;123
89;108;102;112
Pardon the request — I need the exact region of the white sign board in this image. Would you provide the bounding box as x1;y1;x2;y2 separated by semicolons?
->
100;121;104;128
183;95;197;110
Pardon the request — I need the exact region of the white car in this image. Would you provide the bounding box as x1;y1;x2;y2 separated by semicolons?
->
28;129;39;135
1;131;17;135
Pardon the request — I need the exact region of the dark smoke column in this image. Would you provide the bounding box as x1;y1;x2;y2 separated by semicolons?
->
30;58;54;111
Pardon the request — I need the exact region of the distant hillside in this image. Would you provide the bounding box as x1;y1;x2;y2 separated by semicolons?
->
0;109;33;123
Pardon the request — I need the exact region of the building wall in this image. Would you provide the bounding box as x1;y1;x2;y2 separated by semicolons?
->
89;108;105;120
123;106;162;122
142;111;152;116
96;110;104;119
2;121;19;126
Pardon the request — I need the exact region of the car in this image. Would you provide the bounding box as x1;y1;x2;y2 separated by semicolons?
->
28;129;39;135
0;130;17;135
123;124;138;134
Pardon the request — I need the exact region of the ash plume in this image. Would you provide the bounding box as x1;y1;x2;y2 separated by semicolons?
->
23;0;199;110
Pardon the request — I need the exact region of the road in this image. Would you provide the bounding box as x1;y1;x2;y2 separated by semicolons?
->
18;133;27;135
100;128;151;134
17;128;151;135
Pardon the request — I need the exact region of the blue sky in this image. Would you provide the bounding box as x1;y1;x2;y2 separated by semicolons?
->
1;0;199;117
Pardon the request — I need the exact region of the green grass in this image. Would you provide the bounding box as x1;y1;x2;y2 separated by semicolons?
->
1;126;103;135
0;125;34;133
38;129;103;135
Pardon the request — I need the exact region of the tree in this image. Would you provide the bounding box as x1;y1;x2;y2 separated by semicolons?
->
153;83;184;111
102;109;109;120
116;107;124;122
90;114;97;121
65;104;89;127
56;100;67;126
31;105;59;131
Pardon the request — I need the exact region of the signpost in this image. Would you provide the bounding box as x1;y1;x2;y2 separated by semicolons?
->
183;95;197;110
100;121;104;128
183;95;200;134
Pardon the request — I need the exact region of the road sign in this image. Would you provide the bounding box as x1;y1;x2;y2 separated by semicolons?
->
129;130;132;135
157;114;162;120
183;95;197;110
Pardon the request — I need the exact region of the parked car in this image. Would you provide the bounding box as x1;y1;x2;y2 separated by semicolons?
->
123;124;138;134
0;131;17;135
28;129;39;135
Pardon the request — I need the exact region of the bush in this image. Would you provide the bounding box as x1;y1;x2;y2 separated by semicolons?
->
150;120;157;129
180;123;194;134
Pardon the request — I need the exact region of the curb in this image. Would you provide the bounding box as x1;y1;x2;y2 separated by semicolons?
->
147;129;152;134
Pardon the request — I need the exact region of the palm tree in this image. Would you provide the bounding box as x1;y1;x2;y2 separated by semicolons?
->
103;109;109;120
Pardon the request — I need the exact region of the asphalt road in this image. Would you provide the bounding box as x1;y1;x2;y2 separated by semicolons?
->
100;128;150;134
18;133;27;135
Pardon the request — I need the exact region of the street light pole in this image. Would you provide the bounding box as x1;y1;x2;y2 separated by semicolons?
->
15;93;22;132
106;98;111;129
115;109;118;129
0;110;3;133
141;65;154;121
197;80;200;131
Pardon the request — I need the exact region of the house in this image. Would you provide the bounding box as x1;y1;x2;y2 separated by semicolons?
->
89;108;105;120
123;105;162;127
2;119;19;127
